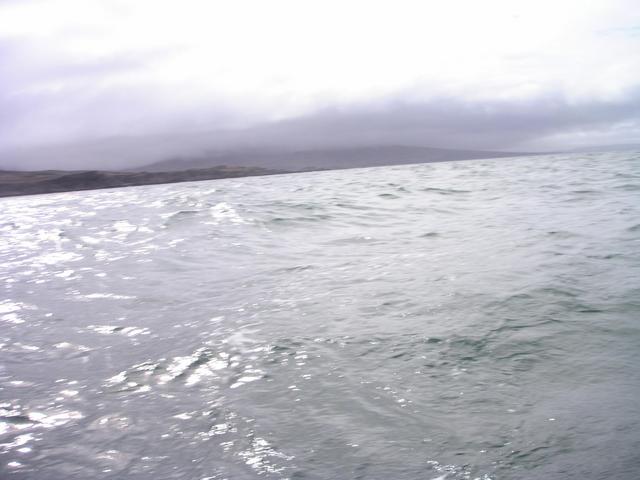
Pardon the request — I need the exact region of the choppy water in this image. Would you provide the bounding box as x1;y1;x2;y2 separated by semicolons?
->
1;152;640;479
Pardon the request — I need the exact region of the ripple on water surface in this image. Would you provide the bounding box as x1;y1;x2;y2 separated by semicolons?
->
1;152;640;479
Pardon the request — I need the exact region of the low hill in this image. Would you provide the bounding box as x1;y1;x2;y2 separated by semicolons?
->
137;145;527;172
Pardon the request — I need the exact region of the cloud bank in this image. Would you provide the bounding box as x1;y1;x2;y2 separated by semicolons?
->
1;0;639;169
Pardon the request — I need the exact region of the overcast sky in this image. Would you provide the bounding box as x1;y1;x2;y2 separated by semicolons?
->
1;0;640;169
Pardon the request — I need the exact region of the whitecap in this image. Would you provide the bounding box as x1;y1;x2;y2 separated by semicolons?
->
209;202;246;224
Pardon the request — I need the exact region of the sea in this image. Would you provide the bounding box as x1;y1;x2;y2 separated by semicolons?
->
1;152;639;479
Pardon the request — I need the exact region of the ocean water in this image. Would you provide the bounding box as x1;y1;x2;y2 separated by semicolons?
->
1;152;640;479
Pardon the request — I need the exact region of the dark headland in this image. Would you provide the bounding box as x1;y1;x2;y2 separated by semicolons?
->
0;145;529;198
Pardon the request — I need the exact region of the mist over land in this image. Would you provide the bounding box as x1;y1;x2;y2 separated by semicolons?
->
2;91;640;172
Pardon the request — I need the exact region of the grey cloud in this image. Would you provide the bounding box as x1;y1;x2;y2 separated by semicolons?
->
266;90;640;151
2;9;640;172
0;39;197;146
2;86;640;170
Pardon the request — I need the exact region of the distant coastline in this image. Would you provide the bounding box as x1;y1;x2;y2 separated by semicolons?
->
0;144;537;198
0;166;287;198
